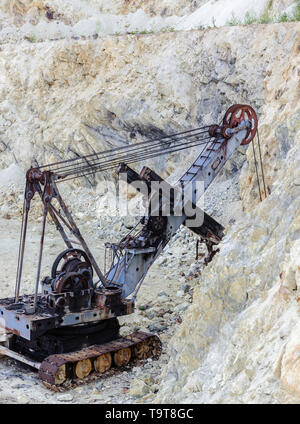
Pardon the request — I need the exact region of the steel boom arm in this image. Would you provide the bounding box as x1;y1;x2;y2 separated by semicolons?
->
106;117;253;298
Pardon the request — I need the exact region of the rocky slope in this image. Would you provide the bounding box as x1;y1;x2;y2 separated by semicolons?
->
0;0;299;405
0;22;296;173
156;26;300;403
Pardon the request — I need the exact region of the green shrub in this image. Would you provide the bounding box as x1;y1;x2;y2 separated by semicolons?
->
275;1;300;22
259;9;272;24
27;34;37;43
293;0;300;20
243;11;257;25
276;12;290;22
226;12;242;26
95;21;101;34
224;0;300;27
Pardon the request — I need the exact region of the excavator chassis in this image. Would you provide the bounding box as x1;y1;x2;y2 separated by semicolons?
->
0;288;162;390
0;319;162;391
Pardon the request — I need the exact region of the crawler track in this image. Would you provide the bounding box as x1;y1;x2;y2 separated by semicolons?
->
39;331;161;390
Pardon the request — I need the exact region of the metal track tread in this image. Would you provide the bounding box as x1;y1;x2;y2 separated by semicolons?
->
38;331;162;390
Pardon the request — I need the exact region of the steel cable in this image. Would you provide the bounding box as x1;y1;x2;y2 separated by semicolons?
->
44;129;210;176
55;132;212;178
58;136;213;182
39;126;211;173
58;135;211;179
257;129;267;199
251;135;262;202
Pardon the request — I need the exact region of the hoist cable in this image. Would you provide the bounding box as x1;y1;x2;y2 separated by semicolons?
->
251;135;262;202
57;134;212;179
39;125;211;172
58;136;213;183
257;129;267;199
59;137;212;182
44;128;210;176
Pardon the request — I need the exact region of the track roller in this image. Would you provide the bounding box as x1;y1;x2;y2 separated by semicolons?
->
114;348;131;367
75;359;92;379
94;353;112;373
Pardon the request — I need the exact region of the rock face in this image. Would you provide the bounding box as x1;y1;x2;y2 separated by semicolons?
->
155;26;300;403
2;0;205;21
0;23;298;180
0;0;299;405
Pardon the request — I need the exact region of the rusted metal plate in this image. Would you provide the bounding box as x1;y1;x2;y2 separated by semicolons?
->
0;295;134;341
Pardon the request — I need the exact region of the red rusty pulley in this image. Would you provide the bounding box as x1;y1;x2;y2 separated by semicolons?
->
223;104;258;145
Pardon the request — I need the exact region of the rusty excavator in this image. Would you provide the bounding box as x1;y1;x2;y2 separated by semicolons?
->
0;104;260;389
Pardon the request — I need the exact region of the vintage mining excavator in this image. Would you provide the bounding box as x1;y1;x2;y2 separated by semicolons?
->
0;104;259;389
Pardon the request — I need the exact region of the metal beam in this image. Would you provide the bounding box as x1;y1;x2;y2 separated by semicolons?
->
0;344;41;370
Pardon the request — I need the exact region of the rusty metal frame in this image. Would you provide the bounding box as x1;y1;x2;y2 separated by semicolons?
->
0;295;134;341
14;173;108;311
